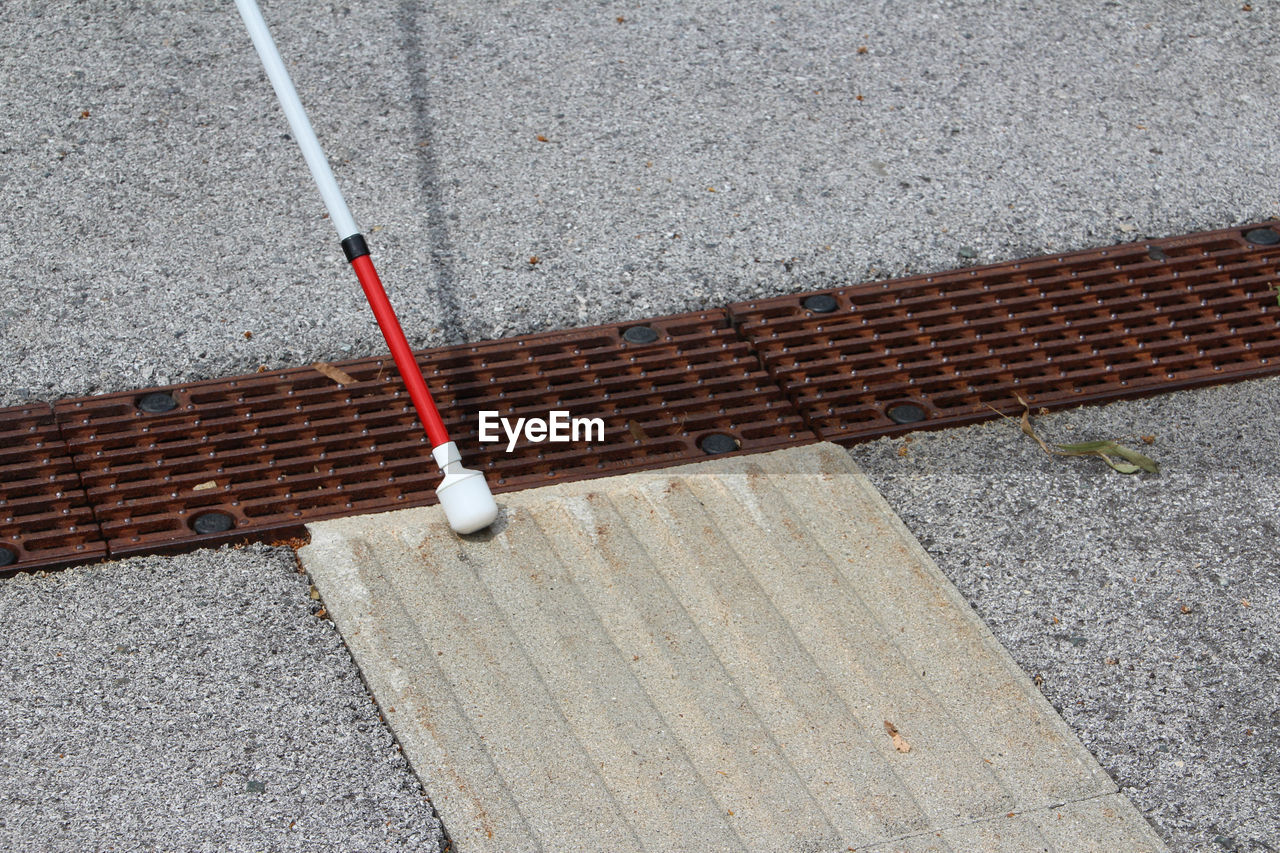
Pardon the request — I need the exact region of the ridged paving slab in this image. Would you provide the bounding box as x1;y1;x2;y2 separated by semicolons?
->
299;443;1168;852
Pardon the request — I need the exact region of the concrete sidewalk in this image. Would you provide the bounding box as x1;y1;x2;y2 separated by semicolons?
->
301;443;1167;852
0;545;445;852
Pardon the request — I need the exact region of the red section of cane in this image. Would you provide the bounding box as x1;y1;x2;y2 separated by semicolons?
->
349;254;450;449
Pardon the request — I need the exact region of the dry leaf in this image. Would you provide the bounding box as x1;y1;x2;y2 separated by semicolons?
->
192;480;218;491
536;134;549;142
884;720;911;753
312;361;357;386
896;444;909;457
988;396;1158;475
1054;440;1158;473
627;420;648;442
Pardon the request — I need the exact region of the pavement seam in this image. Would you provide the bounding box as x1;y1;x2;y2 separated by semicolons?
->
724;305;827;444
851;789;1143;851
50;404;111;563
291;550;458;851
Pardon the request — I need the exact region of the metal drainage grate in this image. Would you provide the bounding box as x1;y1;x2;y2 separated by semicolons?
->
729;223;1280;441
5;222;1280;575
0;405;106;575
53;310;806;560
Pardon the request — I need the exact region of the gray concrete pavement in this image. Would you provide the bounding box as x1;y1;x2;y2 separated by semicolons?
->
2;0;1277;405
0;545;444;852
2;0;1278;850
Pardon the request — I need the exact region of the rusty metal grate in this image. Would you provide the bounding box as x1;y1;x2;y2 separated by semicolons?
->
729;223;1280;442
0;405;106;575
52;310;805;561
4;222;1279;575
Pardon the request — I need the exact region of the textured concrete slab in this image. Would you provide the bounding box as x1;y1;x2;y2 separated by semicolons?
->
299;443;1167;852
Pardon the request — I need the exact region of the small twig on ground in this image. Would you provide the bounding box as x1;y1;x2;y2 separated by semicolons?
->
312;361;358;386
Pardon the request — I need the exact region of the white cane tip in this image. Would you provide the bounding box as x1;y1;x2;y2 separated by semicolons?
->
436;470;499;534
